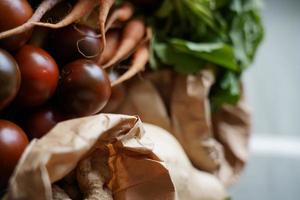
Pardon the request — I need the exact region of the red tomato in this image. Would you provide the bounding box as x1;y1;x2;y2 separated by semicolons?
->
25;107;64;139
58;59;111;117
50;24;102;64
0;120;28;188
14;45;59;107
0;0;33;51
0;49;21;110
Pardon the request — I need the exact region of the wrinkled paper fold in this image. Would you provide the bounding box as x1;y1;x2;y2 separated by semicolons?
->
5;114;175;200
117;69;251;186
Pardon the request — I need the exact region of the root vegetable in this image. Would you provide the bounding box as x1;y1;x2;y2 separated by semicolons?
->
111;44;149;87
105;3;134;31
98;0;115;49
98;30;120;65
102;18;146;68
0;0;63;40
0;0;33;50
32;0;98;29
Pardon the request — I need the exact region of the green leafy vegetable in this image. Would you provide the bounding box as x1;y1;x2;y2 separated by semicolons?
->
169;39;239;71
211;71;241;110
147;0;264;108
230;0;264;69
153;41;205;74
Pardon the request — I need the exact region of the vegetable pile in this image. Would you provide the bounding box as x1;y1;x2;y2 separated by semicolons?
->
0;0;148;190
0;0;263;193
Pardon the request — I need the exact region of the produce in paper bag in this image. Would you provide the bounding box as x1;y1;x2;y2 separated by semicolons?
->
4;113;229;200
4;114;175;200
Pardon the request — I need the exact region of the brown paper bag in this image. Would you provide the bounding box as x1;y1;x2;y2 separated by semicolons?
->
212;98;251;185
117;69;251;186
4;114;175;200
143;123;228;200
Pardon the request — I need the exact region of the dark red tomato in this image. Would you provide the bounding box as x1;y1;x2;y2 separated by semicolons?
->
14;45;59;107
0;49;21;110
50;24;102;64
102;71;125;113
58;59;111;117
0;0;33;51
25;107;64;139
0;120;28;188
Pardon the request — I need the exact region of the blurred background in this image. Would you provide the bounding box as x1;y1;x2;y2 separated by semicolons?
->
230;0;300;199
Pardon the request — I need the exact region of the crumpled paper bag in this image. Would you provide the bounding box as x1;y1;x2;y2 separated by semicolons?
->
117;69;251;186
4;114;175;200
143;123;228;200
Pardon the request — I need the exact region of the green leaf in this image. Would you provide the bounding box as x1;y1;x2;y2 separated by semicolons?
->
147;0;264;108
153;42;205;74
211;71;240;110
169;39;239;71
230;0;264;68
181;0;223;36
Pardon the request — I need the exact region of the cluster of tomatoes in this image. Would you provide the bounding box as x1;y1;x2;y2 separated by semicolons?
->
0;0;127;190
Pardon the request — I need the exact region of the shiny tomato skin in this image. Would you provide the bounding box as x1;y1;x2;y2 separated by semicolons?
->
14;45;59;107
58;59;111;117
0;0;33;51
0;120;28;188
0;49;21;110
50;24;101;64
